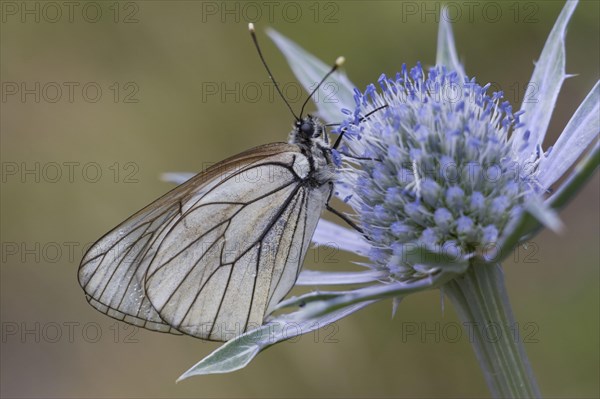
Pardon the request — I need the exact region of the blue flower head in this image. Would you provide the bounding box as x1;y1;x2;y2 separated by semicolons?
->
342;66;540;280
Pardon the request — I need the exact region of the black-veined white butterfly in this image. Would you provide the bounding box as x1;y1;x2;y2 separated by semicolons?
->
78;23;358;341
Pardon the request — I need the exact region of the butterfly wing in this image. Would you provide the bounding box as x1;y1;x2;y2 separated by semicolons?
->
78;142;330;340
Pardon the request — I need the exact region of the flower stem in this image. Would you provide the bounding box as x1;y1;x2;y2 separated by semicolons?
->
445;262;541;398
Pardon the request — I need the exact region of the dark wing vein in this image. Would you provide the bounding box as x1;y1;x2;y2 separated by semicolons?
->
206;184;305;338
182;161;301;213
244;187;307;332
266;188;308;313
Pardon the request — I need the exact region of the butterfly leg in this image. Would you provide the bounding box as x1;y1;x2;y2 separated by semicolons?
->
325;182;364;235
336;152;382;162
325;204;363;234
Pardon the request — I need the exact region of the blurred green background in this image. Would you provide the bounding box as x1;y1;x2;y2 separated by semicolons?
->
1;1;598;398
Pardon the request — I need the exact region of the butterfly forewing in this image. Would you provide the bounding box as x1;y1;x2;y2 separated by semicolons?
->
78;142;330;341
79;192;185;334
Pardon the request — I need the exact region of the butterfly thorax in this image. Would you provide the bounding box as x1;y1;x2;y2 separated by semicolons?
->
288;115;334;186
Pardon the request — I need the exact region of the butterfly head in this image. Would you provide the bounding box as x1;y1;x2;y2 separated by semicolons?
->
293;115;326;143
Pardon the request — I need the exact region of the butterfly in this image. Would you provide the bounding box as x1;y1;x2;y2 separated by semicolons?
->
78;23;358;341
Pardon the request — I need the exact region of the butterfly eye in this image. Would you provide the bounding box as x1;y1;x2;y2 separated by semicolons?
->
300;123;313;135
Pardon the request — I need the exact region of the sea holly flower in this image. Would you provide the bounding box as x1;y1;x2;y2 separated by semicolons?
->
175;1;598;397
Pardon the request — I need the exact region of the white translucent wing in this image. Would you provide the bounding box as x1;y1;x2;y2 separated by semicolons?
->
78;143;329;340
79;199;183;334
144;153;329;341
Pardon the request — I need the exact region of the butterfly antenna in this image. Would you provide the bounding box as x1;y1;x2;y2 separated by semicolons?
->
248;23;299;121
299;56;345;118
333;104;388;149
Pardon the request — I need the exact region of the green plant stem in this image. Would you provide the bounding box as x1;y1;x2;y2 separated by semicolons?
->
445;262;541;398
